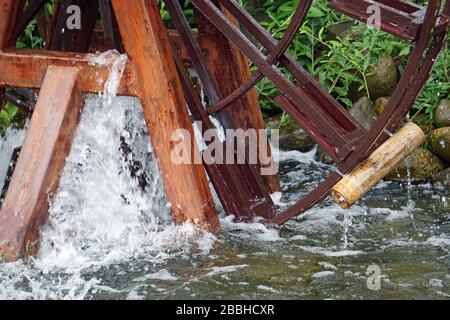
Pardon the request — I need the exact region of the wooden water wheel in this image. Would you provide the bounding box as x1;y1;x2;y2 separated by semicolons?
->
166;0;449;225
0;0;448;262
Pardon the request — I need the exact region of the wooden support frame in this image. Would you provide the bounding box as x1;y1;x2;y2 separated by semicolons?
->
0;66;83;262
0;49;137;95
0;0;220;261
0;86;4;107
110;0;219;230
195;5;281;192
329;0;425;41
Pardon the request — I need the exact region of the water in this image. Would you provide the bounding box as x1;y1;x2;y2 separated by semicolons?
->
1;107;449;299
0;126;26;185
0;51;449;299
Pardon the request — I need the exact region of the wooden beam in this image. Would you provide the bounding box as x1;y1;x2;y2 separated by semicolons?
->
0;66;83;262
0;49;137;95
99;0;124;51
195;6;281;192
168;29;196;67
49;0;99;52
111;0;219;230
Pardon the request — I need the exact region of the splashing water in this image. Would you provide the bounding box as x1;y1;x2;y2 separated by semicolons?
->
89;50;128;105
342;211;353;249
404;156;421;238
0;126;27;185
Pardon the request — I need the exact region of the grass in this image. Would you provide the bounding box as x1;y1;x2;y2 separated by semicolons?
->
255;0;449;126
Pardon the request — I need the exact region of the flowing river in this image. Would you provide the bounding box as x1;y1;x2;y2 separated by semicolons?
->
0;52;448;300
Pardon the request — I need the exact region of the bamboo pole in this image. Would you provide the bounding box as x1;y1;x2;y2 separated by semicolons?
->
331;122;425;209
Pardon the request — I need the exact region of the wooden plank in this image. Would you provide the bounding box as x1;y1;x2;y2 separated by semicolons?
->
10;0;46;44
329;0;423;41
195;5;281;192
0;49;137;95
0;66;83;262
111;0;219;230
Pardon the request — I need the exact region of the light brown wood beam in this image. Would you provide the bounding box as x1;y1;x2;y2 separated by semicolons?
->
0;66;84;262
111;0;219;230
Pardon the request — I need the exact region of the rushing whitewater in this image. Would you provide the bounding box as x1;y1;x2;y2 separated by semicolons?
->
0;51;216;299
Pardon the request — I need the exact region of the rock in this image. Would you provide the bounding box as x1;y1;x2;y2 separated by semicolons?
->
348;80;365;103
374;97;389;116
279;129;315;152
434;100;450;128
385;148;444;181
280;120;301;136
412;114;434;135
430;127;450;163
432;168;450;186
265;114;282;131
315;147;334;165
265;114;300;135
326;21;354;40
265;114;315;152
367;55;398;101
349;97;378;130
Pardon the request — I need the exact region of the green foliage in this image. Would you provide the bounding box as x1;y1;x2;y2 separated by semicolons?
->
413;41;450;123
16;20;43;49
255;0;449;127
0;102;19;136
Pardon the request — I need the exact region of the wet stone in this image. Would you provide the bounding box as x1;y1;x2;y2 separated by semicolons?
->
265;115;315;152
432;168;450;186
430;127;450;163
434;100;450;128
315;147;334;165
349;97;378;130
374;97;389;116
386;148;444;181
367;55;398;101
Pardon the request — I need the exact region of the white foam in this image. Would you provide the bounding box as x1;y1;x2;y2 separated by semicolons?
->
134;269;178;282
0;126;27;184
298;246;365;257
206;264;249;277
312;271;335;278
426;236;450;247
318;261;338;271
257;285;280;294
220;215;283;242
